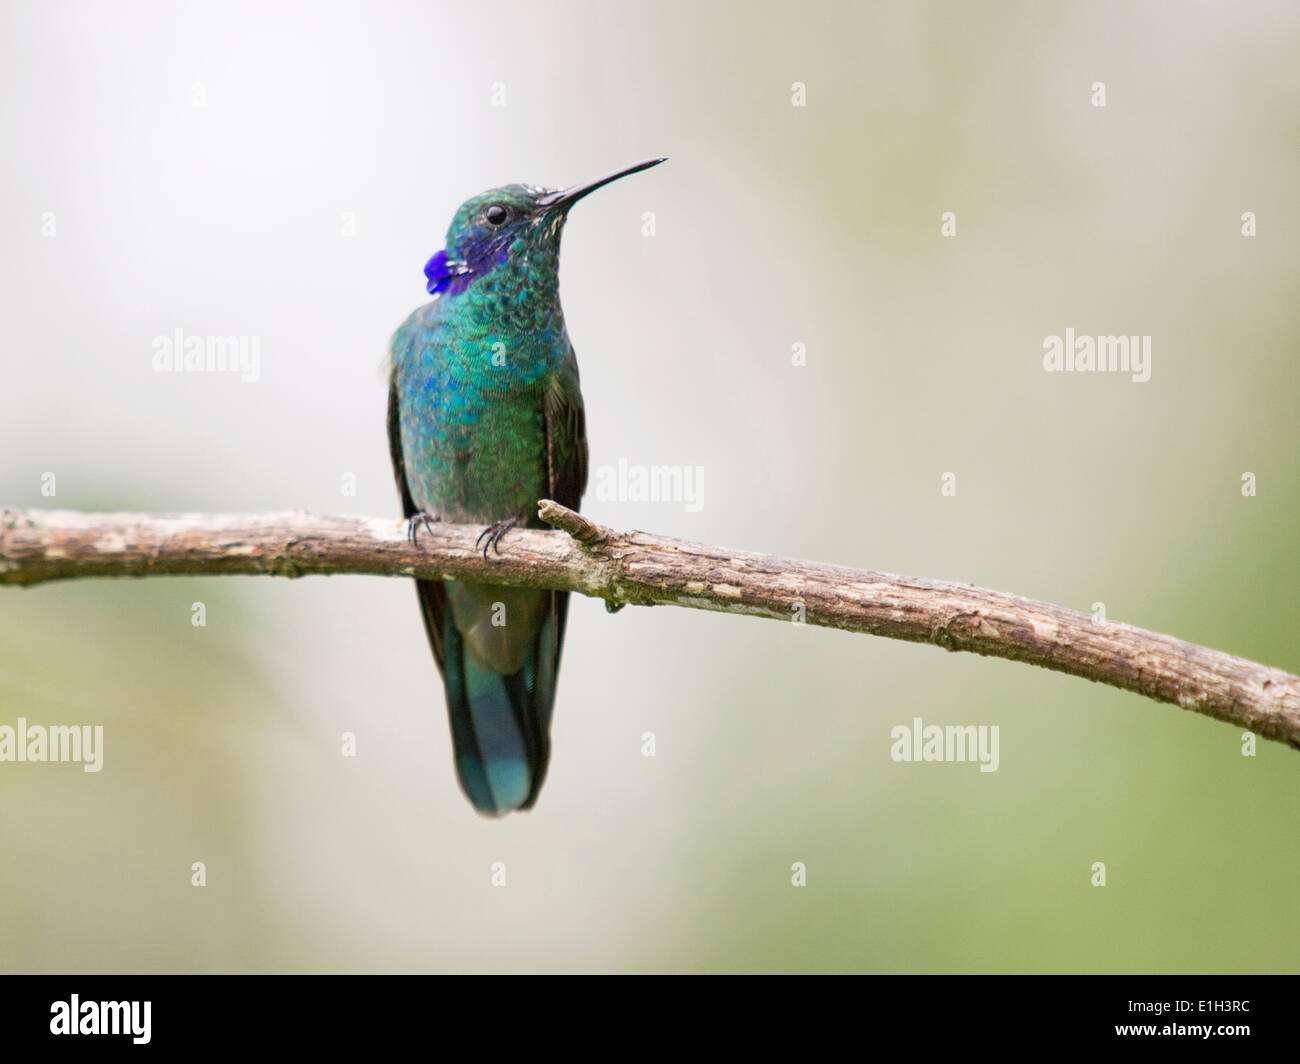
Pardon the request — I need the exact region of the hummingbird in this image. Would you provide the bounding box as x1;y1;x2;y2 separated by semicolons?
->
387;157;665;817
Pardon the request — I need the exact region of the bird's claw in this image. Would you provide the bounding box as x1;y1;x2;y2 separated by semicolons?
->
476;518;520;559
407;511;440;545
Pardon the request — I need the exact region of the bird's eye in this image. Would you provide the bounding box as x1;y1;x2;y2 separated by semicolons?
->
485;204;509;226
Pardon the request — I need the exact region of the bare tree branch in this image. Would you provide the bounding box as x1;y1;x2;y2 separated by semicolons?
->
3;502;1298;751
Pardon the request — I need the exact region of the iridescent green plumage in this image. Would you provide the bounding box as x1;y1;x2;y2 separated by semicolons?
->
388;160;664;816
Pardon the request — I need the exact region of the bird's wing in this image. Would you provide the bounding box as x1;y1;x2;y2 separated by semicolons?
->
542;358;588;515
388;374;448;673
540;360;588;664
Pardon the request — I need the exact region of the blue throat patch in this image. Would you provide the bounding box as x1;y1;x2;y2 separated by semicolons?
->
424;249;474;295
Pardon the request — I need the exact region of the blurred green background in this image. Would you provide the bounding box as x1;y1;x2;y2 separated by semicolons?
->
1;0;1297;972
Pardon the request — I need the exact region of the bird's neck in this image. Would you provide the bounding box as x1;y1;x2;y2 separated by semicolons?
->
449;253;566;337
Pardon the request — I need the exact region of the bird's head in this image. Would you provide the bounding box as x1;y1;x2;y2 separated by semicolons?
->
424;158;665;298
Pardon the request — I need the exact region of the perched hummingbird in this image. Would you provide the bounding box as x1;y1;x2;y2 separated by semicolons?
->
388;158;665;817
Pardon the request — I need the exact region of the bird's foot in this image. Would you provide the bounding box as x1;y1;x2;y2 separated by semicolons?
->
407;510;441;545
476;517;520;559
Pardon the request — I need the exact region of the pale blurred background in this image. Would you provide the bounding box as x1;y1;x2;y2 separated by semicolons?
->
1;0;1297;972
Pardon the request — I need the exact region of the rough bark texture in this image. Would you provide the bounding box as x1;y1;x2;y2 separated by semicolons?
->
3;503;1298;750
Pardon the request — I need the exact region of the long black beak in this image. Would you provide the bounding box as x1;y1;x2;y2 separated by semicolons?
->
536;157;666;211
